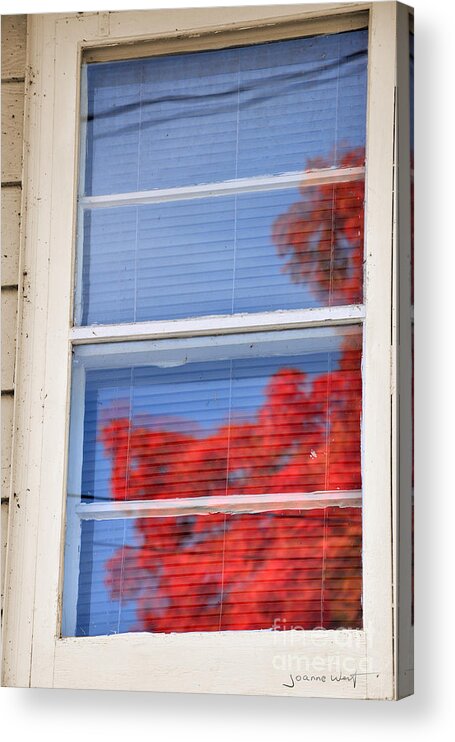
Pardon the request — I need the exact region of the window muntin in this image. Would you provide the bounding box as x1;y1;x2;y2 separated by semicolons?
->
64;27;368;639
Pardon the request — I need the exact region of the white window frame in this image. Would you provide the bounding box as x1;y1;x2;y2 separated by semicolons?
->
2;3;413;699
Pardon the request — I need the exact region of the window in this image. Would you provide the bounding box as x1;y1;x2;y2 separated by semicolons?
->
2;4;413;699
64;24;367;639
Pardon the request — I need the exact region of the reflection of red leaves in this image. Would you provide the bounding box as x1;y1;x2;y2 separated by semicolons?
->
105;546;143;602
272;149;365;305
101;339;362;632
100;153;367;632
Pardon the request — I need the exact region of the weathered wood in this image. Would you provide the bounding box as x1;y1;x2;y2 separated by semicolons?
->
1;186;21;287
1;500;9;619
1;13;60;688
1;288;17;390
54;630;370;698
1;15;27;80
102;4;369;60
1;82;24;183
0;12;25;642
1;393;14;501
361;0;397;700
71;305;365;344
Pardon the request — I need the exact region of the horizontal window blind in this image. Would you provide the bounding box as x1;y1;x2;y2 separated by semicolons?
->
83;30;367;195
75;509;362;635
63;28;368;639
76;29;367;326
63;327;362;636
80;179;364;324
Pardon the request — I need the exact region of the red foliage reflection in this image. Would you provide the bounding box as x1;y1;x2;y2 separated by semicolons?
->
100;150;365;632
272;149;364;305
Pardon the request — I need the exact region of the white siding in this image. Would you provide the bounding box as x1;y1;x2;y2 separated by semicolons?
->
1;14;27;624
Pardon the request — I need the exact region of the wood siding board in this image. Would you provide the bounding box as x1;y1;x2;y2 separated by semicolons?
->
1;82;25;183
0;13;26;641
1;500;10;620
1;186;21;287
1;288;18;390
1;15;27;80
1;393;14;501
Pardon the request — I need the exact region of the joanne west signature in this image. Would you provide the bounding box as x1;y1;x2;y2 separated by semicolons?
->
282;671;378;689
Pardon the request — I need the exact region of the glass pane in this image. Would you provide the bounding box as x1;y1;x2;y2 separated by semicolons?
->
63;327;363;636
78;180;365;324
75;510;362;636
83;30;368;196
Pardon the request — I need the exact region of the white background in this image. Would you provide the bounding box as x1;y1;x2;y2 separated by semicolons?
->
1;0;453;739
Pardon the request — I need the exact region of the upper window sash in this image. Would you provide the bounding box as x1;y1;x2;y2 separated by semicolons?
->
74;26;368;328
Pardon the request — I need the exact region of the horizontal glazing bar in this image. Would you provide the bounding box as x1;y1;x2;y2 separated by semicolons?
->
75;490;362;520
70;304;365;344
80;167;365;209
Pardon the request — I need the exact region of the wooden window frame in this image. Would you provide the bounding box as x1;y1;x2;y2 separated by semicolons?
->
1;2;413;699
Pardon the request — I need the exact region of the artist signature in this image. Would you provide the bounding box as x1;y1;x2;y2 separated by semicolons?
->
282;671;378;689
